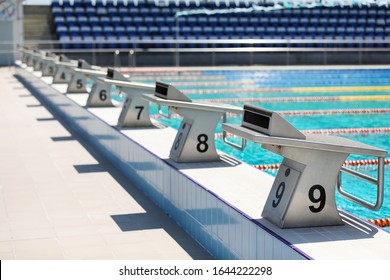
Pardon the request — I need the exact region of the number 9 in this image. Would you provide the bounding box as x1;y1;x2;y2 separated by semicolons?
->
308;185;326;213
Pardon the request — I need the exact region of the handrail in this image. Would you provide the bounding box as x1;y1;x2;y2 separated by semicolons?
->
157;104;172;119
337;156;385;211
221;113;246;150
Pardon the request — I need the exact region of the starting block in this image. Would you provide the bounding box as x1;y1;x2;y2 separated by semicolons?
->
143;82;242;163
66;59;105;94
222;105;387;228
102;68;155;127
52;55;78;84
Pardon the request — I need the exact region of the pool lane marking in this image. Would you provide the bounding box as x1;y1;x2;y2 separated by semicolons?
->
182;86;390;94
151;108;390;120
201;95;390;103
254;158;390;171
215;127;390;138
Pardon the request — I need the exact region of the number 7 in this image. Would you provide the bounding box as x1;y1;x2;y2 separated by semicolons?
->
135;106;144;120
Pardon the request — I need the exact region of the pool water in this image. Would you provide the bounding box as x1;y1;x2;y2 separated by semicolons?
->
111;68;390;231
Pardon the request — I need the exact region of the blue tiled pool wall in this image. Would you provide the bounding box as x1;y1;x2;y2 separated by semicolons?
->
15;67;308;260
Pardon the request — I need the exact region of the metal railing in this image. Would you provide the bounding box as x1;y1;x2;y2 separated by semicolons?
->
3;38;390;66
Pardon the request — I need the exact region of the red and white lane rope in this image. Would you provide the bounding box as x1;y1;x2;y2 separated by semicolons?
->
254;158;390;171
304;127;390;135
214;127;390;138
151;108;390;119
277;108;390;116
200;95;390;103
368;218;390;227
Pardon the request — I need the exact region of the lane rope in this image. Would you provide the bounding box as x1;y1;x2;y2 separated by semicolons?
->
200;95;390;103
254;158;390;171
215;127;390;138
151;108;390;119
368;218;390;227
182;86;390;94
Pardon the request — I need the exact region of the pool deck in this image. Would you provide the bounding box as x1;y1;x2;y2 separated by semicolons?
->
0;66;213;260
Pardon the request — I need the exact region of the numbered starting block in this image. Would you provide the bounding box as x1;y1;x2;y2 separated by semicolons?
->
20;47;32;65
143;82;243;163
222;105;387;228
66;59;105;94
102;68;155;127
40;53;59;77
52;55;78;84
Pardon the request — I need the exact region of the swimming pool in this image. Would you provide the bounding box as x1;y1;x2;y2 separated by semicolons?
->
124;68;390;231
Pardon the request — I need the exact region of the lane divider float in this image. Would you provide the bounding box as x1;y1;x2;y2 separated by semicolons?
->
215;127;390;138
254;158;390;171
201;95;390;104
368;218;390;227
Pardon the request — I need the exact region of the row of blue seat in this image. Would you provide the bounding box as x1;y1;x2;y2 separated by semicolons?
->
54;15;388;28
52;2;390;49
57;25;390;42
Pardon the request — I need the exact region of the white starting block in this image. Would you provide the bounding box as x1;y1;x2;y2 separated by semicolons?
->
52;55;78;84
25;49;40;68
143;82;243;163
222;105;387;228
40;53;59;77
20;48;32;65
66;59;104;94
31;51;48;72
102;68;155;126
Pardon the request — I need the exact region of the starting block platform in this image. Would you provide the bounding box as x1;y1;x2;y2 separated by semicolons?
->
14;60;390;260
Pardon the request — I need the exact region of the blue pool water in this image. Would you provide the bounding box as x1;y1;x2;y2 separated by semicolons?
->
119;68;390;231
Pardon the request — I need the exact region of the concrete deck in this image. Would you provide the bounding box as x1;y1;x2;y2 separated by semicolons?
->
0;66;213;260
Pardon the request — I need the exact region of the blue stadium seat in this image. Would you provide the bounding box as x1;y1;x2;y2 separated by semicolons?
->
106;35;118;48
100;16;111;25
137;26;148;36
126;26;137;36
159;26;171;37
92;26;103;36
149;26;159;36
103;26;114;36
74;7;85;17
54;16;66;27
88;16;99;26
94;35;106;49
51;0;60;8
144;16;155;27
122;16;132;25
77;16;88;26
60;35;71;49
80;26;91;36
71;35;83;49
66;16;77;26
111;16;122;26
107;7;118;16
72;0;84;8
56;26;68;37
69;26;80;36
114;26;126;36
117;35;129;48
85;7;96;16
96;7;108;16
52;7;63;17
118;7;129;15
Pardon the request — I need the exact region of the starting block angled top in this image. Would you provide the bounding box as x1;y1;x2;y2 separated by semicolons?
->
222;105;387;229
143;82;242;163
